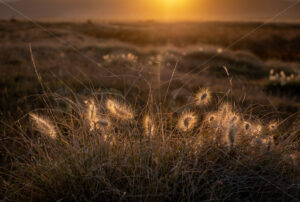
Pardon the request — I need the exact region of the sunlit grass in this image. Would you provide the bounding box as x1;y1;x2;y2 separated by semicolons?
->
1;87;300;201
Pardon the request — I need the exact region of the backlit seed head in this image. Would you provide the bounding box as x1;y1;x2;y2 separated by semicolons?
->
207;113;217;122
226;112;240;126
29;113;57;139
205;112;218;128
85;99;110;131
195;88;211;107
178;111;198;132
85;99;100;131
268;121;278;132
209;115;215;122
143;115;155;137
106;98;134;120
243;121;252;131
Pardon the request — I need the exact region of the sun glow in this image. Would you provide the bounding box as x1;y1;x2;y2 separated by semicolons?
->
163;0;185;7
150;0;196;21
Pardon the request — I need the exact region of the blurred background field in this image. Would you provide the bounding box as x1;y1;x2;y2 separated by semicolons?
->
1;19;300;120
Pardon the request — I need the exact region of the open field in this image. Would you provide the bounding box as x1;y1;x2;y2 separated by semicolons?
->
0;19;300;201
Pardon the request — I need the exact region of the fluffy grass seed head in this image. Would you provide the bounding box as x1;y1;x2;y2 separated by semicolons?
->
194;88;211;107
226;112;240;126
29;113;57;139
106;98;134;120
143;115;155;137
206;112;217;123
243;121;252;131
85;99;100;131
85;99;110;131
242;121;255;137
205;112;218;128
268;121;278;132
178;111;198;132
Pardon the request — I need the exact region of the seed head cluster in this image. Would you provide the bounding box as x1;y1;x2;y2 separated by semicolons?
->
29;88;281;152
268;121;278;132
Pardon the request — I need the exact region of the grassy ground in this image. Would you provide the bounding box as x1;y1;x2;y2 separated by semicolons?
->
0;19;300;201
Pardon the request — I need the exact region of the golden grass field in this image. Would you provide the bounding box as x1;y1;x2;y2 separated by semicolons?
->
0;19;300;201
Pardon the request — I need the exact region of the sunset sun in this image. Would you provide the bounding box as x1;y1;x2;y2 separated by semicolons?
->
163;0;185;6
151;0;195;20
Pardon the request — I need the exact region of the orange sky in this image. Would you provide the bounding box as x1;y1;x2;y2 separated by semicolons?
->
0;0;300;21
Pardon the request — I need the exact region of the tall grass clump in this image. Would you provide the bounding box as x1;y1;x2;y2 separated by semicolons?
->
1;86;300;201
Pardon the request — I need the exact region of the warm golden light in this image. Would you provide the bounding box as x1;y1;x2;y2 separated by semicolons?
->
150;0;197;21
163;0;185;7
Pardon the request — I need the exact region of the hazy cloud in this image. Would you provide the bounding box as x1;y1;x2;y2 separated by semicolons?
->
0;0;20;2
